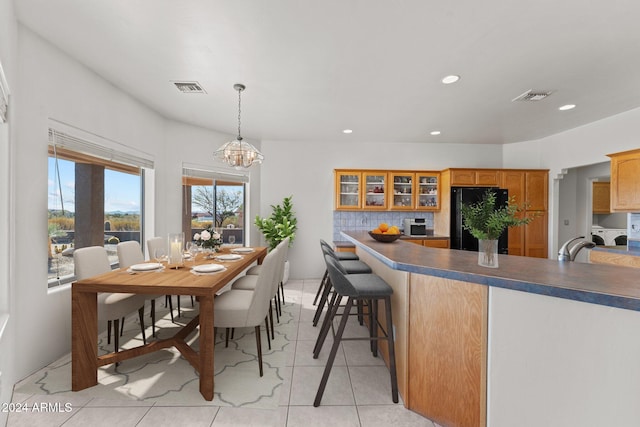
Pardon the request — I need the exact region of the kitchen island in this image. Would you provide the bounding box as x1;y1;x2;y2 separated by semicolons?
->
341;230;640;427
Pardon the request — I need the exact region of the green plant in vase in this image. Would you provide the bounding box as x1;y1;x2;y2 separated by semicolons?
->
255;196;297;250
460;189;535;267
255;196;297;284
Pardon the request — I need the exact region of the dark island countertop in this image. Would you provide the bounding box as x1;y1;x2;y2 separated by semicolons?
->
341;230;640;312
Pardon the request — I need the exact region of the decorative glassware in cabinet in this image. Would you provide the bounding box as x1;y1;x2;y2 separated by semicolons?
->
364;173;387;209
417;174;439;210
338;173;361;208
391;173;414;209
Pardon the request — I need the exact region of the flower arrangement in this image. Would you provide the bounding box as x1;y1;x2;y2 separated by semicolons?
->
193;228;223;252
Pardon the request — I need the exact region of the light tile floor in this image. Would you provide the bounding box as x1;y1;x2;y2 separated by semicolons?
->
8;279;440;427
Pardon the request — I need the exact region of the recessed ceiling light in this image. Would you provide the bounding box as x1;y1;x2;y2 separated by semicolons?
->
558;104;576;111
441;75;460;84
342;129;353;134
430;131;441;136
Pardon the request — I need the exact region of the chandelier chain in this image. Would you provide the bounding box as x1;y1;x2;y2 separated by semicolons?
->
237;87;242;141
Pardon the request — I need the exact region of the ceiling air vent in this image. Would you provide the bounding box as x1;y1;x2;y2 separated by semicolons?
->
512;89;553;102
172;81;206;94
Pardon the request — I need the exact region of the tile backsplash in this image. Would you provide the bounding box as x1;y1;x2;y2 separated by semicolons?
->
333;211;434;241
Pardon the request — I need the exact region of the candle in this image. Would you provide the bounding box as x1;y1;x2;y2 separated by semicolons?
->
168;232;184;267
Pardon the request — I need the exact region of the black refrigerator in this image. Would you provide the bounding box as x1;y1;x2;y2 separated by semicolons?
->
450;187;509;254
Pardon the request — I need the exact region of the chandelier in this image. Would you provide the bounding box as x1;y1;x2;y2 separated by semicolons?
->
214;83;264;169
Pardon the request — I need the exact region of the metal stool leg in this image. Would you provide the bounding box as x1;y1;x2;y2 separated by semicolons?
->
313;271;328;305
313;276;333;326
313;291;341;357
314;298;354;407
384;295;399;403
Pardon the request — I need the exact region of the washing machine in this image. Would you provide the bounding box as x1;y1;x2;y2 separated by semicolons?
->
592;227;627;246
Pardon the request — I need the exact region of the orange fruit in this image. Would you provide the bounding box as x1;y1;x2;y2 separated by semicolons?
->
379;223;389;232
372;228;382;234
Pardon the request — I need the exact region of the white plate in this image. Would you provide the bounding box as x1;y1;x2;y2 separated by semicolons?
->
215;254;243;261
130;263;163;271
231;247;254;253
192;264;225;273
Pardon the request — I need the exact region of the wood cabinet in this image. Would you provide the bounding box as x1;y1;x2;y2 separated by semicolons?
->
592;182;611;214
415;172;440;210
607;148;640;212
390;172;415;210
335;170;362;210
499;170;548;258
363;171;388;210
449;168;499;186
336;169;439;211
405;238;450;248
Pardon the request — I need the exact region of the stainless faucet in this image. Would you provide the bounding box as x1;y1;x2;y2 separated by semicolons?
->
558;236;596;261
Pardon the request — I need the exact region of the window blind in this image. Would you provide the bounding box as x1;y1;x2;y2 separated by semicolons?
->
49;128;154;170
182;165;249;183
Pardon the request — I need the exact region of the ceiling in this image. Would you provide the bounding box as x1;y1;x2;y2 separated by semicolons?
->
14;0;640;145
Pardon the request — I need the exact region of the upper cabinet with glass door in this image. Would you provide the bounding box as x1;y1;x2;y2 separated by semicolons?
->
416;172;439;211
390;172;415;210
362;171;388;210
335;169;439;211
335;170;362;210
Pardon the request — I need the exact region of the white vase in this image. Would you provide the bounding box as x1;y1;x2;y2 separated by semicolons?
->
478;239;499;268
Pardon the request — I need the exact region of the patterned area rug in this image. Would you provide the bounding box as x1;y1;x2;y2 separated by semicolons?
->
15;296;294;408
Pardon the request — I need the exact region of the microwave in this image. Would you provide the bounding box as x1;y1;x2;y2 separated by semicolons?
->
403;218;429;236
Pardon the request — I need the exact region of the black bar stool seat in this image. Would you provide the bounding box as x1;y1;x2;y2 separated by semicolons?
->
334;251;359;261
313;255;398;407
313;241;372;326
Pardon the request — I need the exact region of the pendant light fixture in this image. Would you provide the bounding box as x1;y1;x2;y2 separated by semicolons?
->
214;83;264;168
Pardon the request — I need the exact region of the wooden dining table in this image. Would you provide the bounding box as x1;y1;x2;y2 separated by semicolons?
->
71;246;267;401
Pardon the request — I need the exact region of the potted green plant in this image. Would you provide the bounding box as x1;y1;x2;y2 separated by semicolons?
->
460;189;534;268
255;196;297;282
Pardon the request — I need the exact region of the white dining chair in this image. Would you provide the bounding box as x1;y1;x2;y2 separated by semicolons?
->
232;237;289;339
146;236;194;322
117;240;162;338
214;245;281;376
74;246;147;354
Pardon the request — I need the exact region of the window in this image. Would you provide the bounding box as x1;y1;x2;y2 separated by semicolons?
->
47;129;152;287
182;166;247;245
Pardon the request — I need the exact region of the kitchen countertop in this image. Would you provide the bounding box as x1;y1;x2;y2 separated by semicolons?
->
342;230;640;312
591;245;640;257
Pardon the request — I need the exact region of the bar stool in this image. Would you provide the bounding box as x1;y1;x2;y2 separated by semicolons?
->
313;254;398;407
314;240;360;305
313;241;372;326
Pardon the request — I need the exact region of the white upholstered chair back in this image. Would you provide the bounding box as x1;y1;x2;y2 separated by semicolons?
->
117;241;144;269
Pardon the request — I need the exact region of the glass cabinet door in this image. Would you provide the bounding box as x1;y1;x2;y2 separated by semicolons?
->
335;171;361;209
416;172;439;210
363;172;387;210
390;172;415;210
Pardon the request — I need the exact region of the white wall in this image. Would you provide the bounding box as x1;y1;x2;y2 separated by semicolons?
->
489;286;640;427
0;0;17;423
260;140;503;279
13;26;163;383
504;107;640;256
10;25;253;387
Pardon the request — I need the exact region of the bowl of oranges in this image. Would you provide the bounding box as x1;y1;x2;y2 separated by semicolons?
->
368;223;401;243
